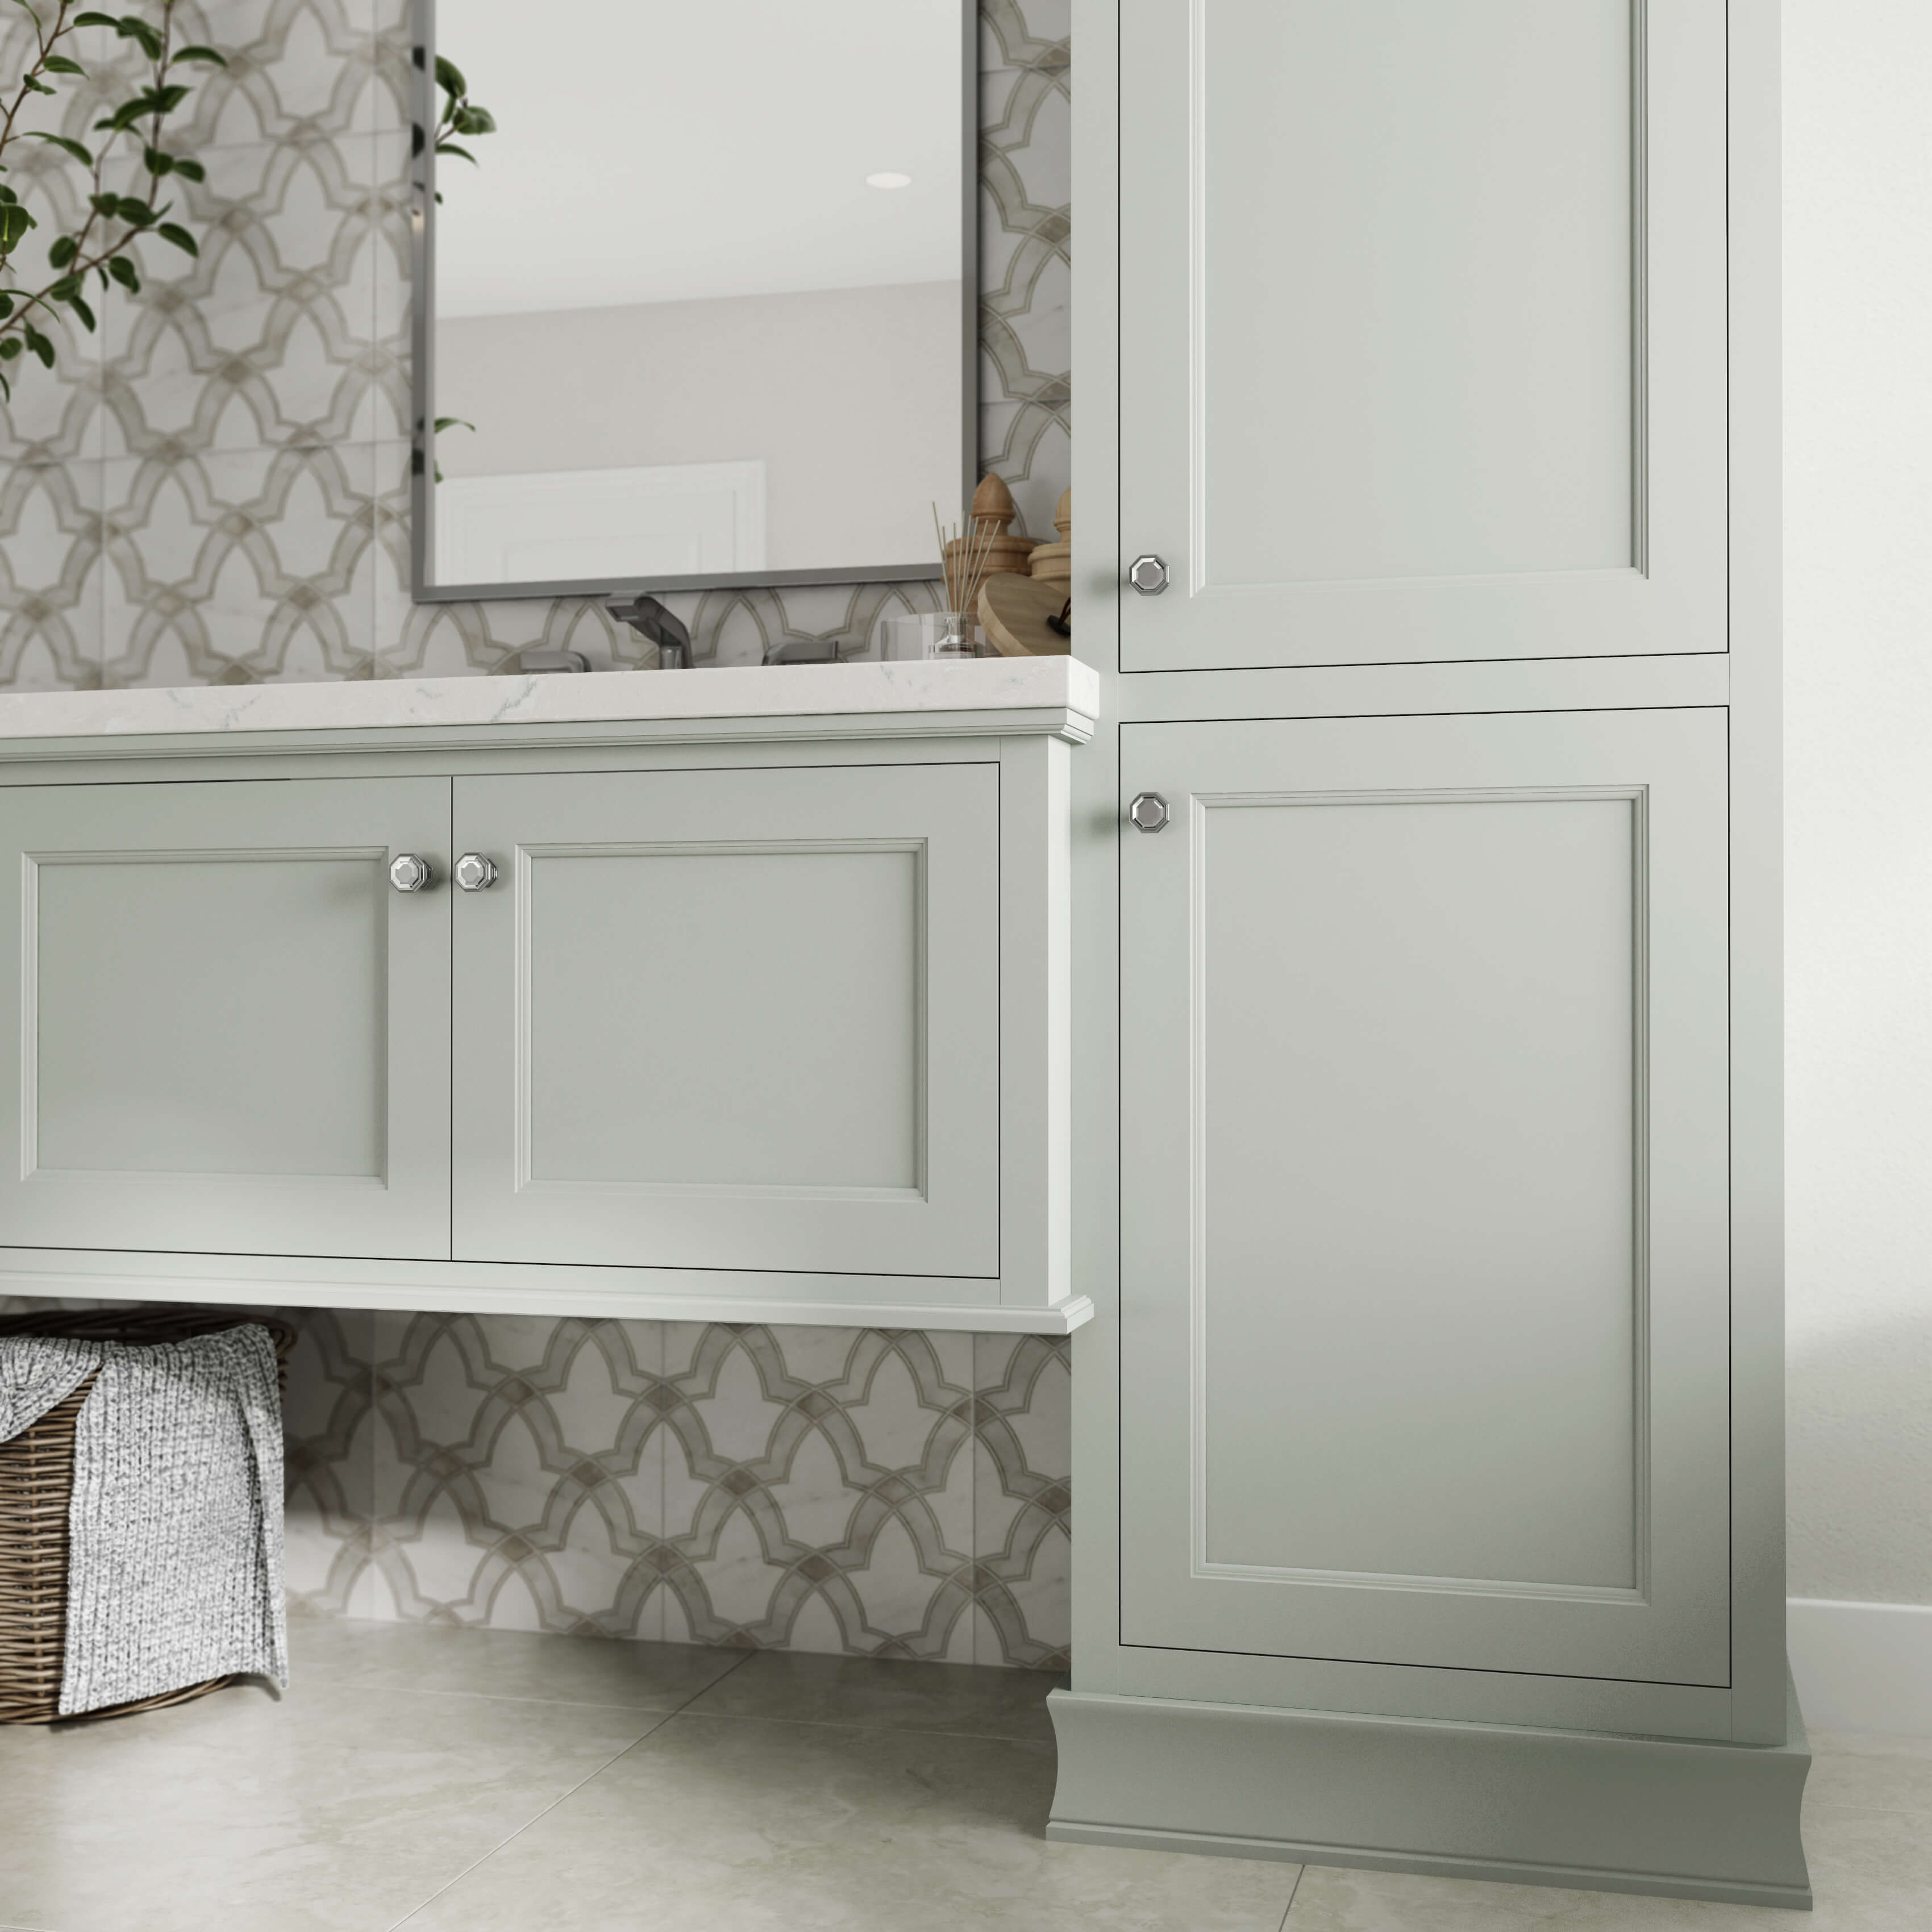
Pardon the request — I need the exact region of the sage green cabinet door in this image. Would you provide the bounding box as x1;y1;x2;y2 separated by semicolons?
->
1120;709;1730;1684
450;763;1000;1277
0;776;452;1260
1118;0;1727;671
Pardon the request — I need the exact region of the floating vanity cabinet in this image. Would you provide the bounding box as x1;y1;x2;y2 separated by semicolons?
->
449;763;1000;1278
0;659;1095;1334
1053;0;1805;1909
0;775;452;1261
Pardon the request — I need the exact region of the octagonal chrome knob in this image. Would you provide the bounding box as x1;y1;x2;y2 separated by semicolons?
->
1129;792;1171;834
1128;554;1169;596
455;852;499;892
388;853;432;893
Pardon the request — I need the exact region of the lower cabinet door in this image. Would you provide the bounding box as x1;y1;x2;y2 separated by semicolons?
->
1120;709;1731;1685
450;762;1001;1277
0;776;452;1260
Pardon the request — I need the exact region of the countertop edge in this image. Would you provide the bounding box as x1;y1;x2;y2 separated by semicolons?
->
0;658;1102;751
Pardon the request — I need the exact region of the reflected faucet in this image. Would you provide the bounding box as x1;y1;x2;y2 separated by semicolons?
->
607;594;693;669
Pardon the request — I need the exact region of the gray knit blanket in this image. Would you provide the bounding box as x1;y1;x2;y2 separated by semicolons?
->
0;1323;288;1716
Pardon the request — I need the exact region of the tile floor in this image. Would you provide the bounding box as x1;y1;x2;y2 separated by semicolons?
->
0;1621;1921;1930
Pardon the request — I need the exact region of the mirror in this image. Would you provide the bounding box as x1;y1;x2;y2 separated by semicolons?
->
410;0;975;603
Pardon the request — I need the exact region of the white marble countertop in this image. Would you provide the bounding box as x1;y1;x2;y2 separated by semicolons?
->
0;656;1101;745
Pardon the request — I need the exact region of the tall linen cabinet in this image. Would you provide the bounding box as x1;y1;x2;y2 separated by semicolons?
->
1047;0;1807;1908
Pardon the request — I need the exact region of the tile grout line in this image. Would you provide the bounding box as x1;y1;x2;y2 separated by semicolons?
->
1277;1862;1305;1927
647;1703;1054;1745
380;1710;685;1932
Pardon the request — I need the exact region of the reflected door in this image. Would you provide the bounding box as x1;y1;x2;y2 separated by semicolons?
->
1119;709;1730;1683
0;776;452;1260
1118;0;1728;671
450;764;1000;1276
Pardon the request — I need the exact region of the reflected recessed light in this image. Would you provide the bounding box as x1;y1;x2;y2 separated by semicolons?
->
866;172;913;189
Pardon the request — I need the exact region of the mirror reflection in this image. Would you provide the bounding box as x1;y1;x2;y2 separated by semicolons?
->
415;0;973;600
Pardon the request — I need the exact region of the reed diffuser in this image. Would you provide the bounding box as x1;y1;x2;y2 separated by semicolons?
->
931;501;1002;655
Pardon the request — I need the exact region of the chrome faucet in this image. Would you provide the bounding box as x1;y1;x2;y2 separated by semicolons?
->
606;594;693;669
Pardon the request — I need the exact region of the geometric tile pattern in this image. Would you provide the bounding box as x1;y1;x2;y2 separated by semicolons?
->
0;0;1073;1672
283;1313;1071;1671
0;0;1071;678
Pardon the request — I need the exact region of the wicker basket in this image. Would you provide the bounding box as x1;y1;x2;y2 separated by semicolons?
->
0;1308;295;1725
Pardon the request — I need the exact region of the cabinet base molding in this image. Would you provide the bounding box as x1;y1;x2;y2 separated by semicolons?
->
1045;1679;1813;1910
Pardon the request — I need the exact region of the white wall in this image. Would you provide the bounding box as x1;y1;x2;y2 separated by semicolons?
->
1785;0;1932;1623
434;282;963;574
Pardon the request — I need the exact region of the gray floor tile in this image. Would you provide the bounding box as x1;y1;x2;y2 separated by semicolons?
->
0;1673;660;1932
289;1615;748;1711
1804;1730;1932;1817
398;1710;1301;1931
1285;1781;1931;1930
678;1647;1065;1741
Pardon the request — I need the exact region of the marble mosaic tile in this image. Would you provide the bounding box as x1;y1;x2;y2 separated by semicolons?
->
267;1311;1073;1668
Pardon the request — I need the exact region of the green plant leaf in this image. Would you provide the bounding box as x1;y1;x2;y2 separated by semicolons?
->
434;416;476;434
169;156;204;181
434;55;467;97
114;197;156;226
0;292;14;317
114;16;163;60
42;55;85;76
47;233;77;268
0;203;36;251
168;45;226;66
451;105;496;135
142;144;174;174
107;255;138;290
437;141;476;166
25;131;94;166
22;74;53;94
72;11;120;26
0;336;22;360
64;290;95;331
24;326;55;368
156;220;197;255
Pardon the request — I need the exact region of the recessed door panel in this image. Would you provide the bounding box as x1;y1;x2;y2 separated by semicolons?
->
1118;0;1728;670
1121;709;1730;1684
0;776;452;1259
451;763;1000;1277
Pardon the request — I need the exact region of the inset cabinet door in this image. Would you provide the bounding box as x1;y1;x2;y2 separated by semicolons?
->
0;776;452;1259
450;763;1001;1277
1120;708;1731;1684
1118;0;1728;671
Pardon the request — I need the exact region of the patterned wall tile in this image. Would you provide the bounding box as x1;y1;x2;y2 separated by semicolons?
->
657;1326;978;1662
101;440;385;682
973;1334;1072;1668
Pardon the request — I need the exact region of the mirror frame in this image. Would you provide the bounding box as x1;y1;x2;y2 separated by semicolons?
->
408;0;979;605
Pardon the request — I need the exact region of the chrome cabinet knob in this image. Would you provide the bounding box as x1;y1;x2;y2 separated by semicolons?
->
1129;792;1171;834
454;852;499;892
388;853;432;893
1128;554;1169;596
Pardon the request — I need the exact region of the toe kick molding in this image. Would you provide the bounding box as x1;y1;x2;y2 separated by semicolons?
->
1044;1676;1814;1912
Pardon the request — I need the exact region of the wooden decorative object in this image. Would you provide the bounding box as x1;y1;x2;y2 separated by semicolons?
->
979;572;1071;657
0;1308;295;1725
1027;490;1072;584
944;474;1036;589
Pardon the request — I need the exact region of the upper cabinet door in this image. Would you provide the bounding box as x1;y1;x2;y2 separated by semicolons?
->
449;764;1001;1279
1118;0;1727;673
0;776;452;1260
